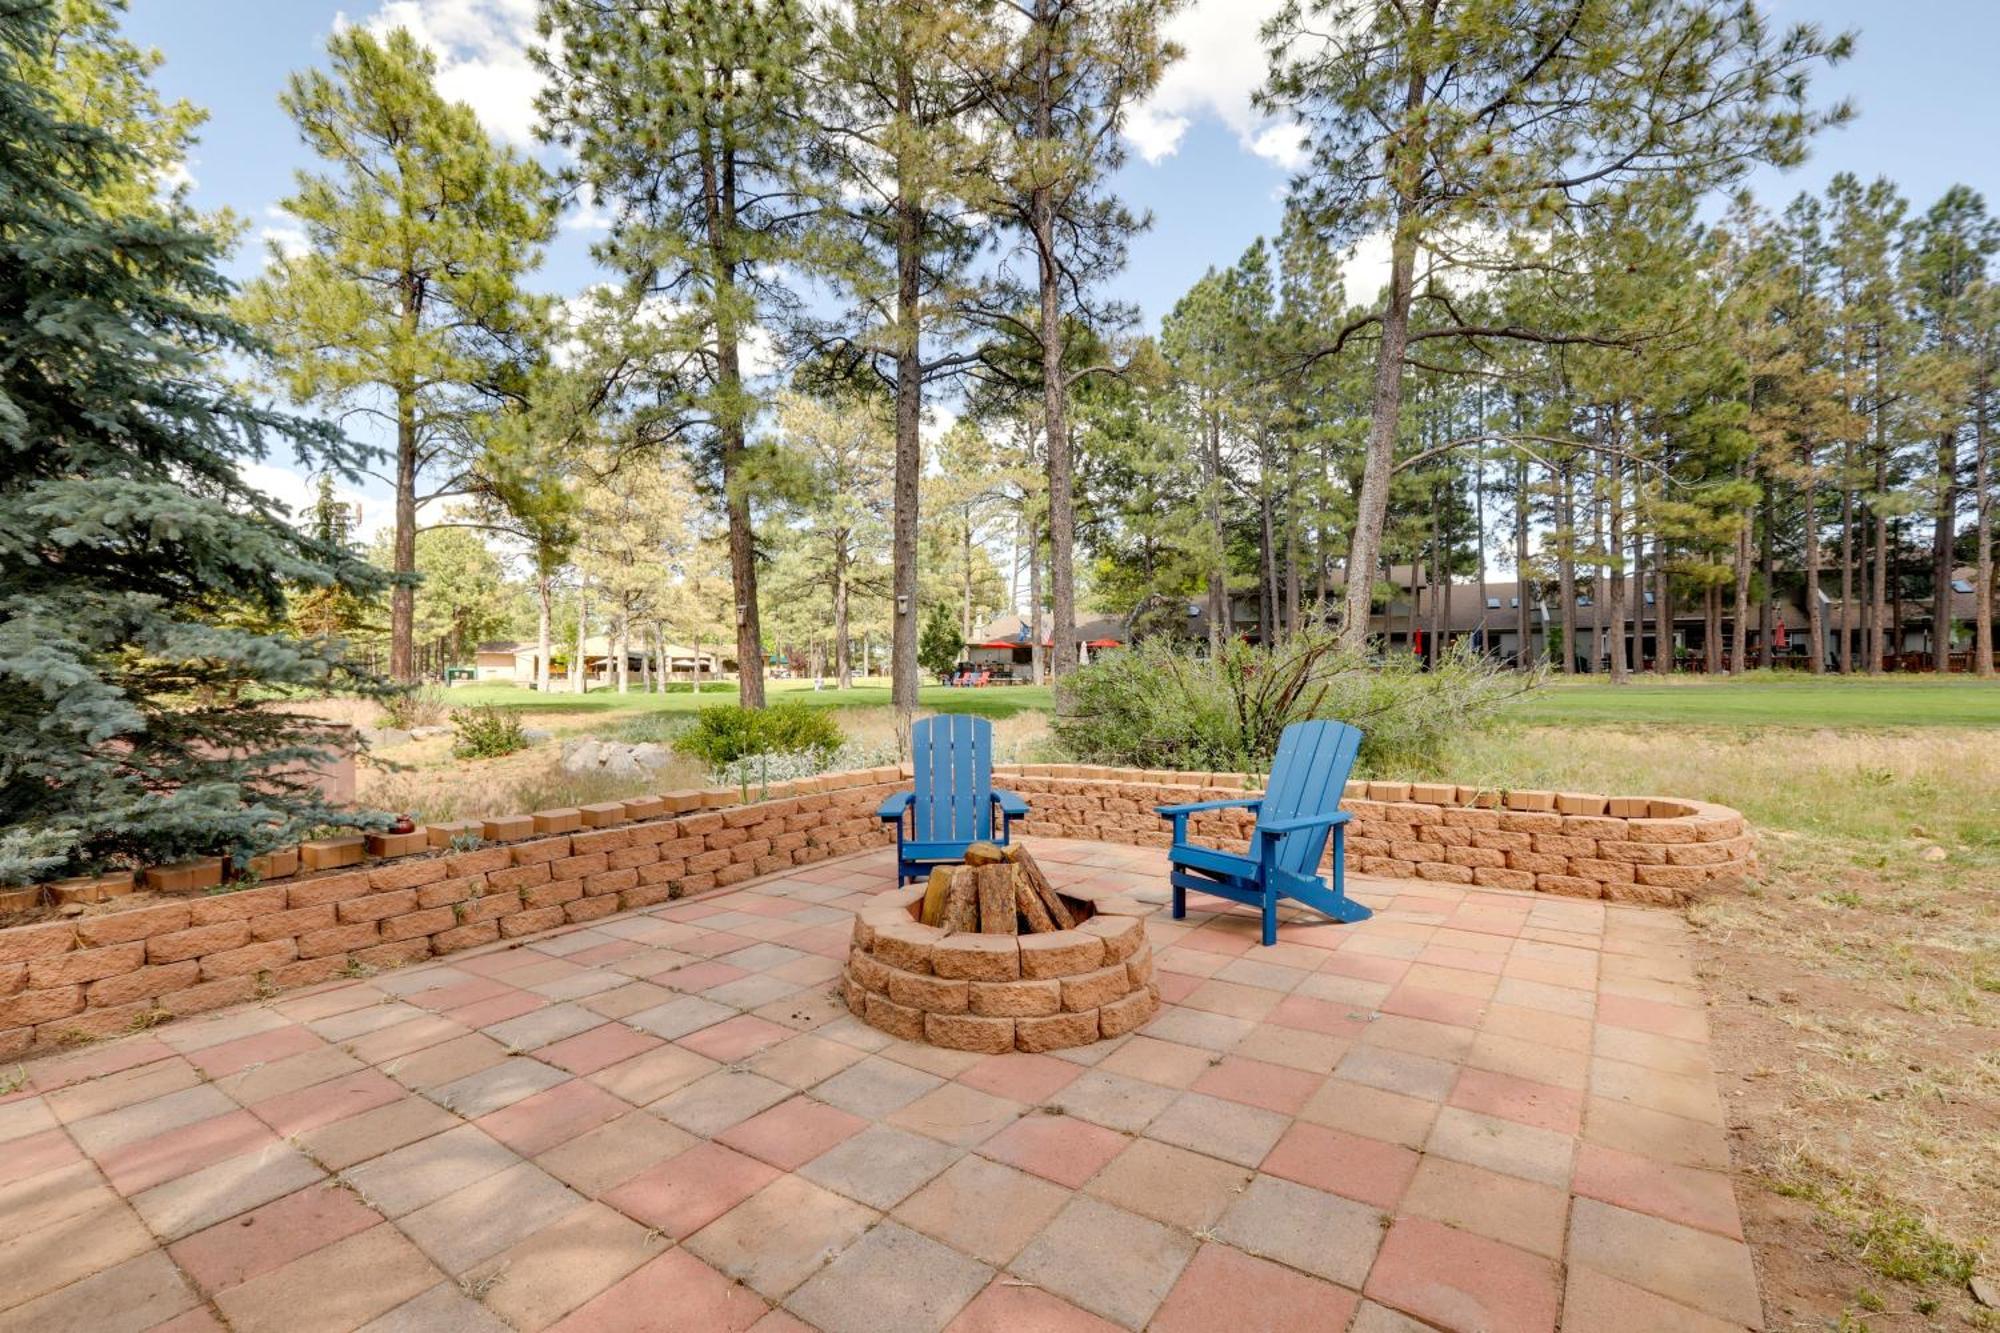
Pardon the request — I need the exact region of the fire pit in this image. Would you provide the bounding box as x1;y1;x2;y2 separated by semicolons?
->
843;845;1159;1053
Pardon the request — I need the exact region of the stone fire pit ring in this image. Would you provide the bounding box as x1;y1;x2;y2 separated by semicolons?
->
843;883;1159;1053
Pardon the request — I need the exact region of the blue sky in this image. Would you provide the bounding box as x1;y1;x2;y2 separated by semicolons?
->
122;0;2000;536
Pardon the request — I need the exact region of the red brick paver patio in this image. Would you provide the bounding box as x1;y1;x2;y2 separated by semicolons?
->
0;839;1759;1332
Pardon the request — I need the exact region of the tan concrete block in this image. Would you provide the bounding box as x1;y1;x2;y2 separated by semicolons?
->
1634;864;1708;891
1077;915;1145;964
1572;858;1636;884
482;815;534;842
889;969;971;1014
1096;987;1157;1037
924;1011;1015;1053
1013;1010;1098;1052
1473;866;1537;892
147;922;251;964
1597;840;1668;864
299;838;365;871
929;934;1019;982
1125;947;1155;989
1416;862;1474;884
863;991;925;1041
1018;930;1105;979
873;923;940;976
847;949;892;993
1061;963;1131;1012
27;942;143;987
1535;874;1602;899
366;858;449;892
968;978;1061;1018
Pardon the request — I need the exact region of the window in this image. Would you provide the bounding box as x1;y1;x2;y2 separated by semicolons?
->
1951;579;1975;595
1577;595;1592;608
1485;597;1501;610
1509;597;1519;608
1643;591;1655;606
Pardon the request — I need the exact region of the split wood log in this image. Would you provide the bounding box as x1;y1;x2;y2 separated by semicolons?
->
941;867;980;934
975;864;1019;935
964;841;1007;866
919;866;953;927
1014;869;1056;934
1007;847;1074;929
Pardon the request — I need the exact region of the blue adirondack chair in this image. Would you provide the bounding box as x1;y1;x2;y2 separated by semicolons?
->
1156;720;1369;946
878;715;1029;884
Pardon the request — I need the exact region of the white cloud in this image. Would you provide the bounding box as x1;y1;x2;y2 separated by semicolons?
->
259;205;309;263
561;181;612;233
1126;0;1302;167
342;0;544;145
240;461;393;544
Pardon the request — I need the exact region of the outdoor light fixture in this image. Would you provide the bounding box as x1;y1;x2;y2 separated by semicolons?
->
897;594;909;615
735;602;746;625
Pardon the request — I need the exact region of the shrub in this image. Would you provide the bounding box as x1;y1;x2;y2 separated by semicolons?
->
1052;630;1537;777
673;702;844;767
381;683;449;730
450;705;527;759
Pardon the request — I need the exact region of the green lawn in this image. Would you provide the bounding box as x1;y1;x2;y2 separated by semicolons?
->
446;677;1055;721
1510;674;2000;729
448;672;2000;731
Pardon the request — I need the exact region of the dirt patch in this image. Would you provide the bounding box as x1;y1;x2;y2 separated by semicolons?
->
1690;836;1998;1330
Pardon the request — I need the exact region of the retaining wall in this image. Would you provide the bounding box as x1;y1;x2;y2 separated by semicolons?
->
0;765;1750;1059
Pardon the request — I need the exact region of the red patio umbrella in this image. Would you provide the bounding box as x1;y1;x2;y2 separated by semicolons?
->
1085;638;1121;648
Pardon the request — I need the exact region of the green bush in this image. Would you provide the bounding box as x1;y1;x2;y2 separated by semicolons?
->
1052;630;1537;778
450;704;527;759
672;702;844;767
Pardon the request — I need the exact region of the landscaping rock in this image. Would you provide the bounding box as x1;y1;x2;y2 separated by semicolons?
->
360;727;414;748
560;736;679;777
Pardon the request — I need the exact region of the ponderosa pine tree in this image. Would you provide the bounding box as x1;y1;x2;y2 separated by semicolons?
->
979;0;1183;679
240;27;554;683
1261;0;1852;650
807;0;1001;728
0;4;387;883
538;0;820;710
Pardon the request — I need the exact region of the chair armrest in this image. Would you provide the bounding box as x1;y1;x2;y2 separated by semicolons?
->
1155;797;1263;818
992;789;1028;817
1256;811;1352;837
876;791;914;821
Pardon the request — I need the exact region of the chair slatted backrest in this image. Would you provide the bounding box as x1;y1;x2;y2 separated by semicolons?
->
911;714;993;844
1254;720;1363;878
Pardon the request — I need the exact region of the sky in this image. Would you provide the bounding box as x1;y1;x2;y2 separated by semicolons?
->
121;0;2000;544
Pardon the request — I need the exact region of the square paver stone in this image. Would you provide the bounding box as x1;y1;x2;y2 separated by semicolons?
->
399;1161;585;1274
785;1221;993;1333
1142;1091;1290;1169
1425;1106;1575;1190
130;1144;326;1241
977;1113;1128;1189
716;1096;868;1171
1050;1069;1180;1134
213;1224;441;1333
814;1056;945;1119
341;1125;520;1218
482;1003;608;1053
465;1202;664;1331
549;1248;769;1333
683;1174;877;1300
600;1141;779;1240
168;1181;382;1293
354;1281;512;1332
1362;1214;1561;1333
887;1082;1022;1148
430;1057;570;1119
1564;1198;1762;1326
534;1113;697;1198
4;1248;199;1329
1214;1174;1383;1288
626;995;737;1041
1151;1243;1360;1333
892;1155;1070;1267
1010;1195;1198;1331
651;1069;794;1137
800;1124;964;1210
1084;1139;1253;1232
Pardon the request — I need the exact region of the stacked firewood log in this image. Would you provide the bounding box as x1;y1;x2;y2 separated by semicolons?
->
915;843;1079;935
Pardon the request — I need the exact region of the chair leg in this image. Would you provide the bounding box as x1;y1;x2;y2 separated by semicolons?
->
1171;879;1186;920
1260;886;1277;947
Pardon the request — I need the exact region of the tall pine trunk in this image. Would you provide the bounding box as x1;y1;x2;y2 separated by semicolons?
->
574;582;588;696
1759;480;1777;669
1608;445;1628;683
834;539;853;690
1204;410;1226;653
535;572;552;694
1558;463;1577;673
1977;363;1994;678
889;55;921;731
1804;450;1826;673
703;133;765;709
390;383;418;682
1340;222;1417;650
1935;424;1958;674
